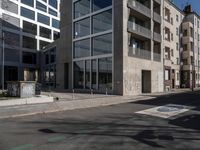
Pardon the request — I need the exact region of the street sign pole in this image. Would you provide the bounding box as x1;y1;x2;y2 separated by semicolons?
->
2;32;5;92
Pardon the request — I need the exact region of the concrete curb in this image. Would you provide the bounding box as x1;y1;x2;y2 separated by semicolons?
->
0;96;154;119
0;95;54;107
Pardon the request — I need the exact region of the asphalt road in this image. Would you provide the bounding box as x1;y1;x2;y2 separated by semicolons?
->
0;91;200;150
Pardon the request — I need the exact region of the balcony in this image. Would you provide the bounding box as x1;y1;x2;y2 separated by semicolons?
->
128;21;151;39
128;0;151;18
182;65;193;71
164;59;172;66
153;12;161;23
154;0;161;4
129;47;151;60
154;32;161;42
153;53;161;62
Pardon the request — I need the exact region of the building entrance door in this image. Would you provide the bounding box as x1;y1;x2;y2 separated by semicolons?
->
142;70;151;93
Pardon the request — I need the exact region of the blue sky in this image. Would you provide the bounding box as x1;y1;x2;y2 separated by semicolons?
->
174;0;200;14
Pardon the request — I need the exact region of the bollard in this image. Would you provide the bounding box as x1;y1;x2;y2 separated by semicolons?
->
106;88;108;96
72;89;75;99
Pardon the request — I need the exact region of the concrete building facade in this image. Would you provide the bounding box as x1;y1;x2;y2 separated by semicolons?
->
0;0;60;88
163;0;184;91
56;0;164;95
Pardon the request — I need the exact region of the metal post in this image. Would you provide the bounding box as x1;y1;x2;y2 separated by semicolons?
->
72;89;74;99
2;32;4;92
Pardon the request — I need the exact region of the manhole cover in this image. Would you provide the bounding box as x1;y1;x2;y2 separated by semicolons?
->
157;105;184;112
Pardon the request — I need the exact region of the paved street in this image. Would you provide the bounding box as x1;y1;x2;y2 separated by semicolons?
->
0;91;200;150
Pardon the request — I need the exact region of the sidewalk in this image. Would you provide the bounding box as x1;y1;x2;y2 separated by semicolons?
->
0;88;198;119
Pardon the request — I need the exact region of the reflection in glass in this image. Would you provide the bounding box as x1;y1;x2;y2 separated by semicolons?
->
85;60;90;89
74;18;90;38
93;33;112;56
92;0;112;12
74;0;90;19
92;10;112;34
74;61;84;89
92;59;97;89
98;57;112;90
74;39;90;58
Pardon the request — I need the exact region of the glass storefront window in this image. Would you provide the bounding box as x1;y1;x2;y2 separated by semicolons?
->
92;9;112;34
74;61;84;89
85;60;90;89
92;59;97;89
98;57;112;90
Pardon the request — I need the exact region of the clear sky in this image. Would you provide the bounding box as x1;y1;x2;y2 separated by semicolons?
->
174;0;200;14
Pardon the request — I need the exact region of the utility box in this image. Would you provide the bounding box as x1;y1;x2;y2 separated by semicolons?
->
7;81;36;98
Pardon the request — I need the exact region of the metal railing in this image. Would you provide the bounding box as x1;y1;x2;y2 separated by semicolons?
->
129;47;151;60
128;0;151;18
153;53;161;62
154;32;161;42
153;12;161;23
128;21;151;38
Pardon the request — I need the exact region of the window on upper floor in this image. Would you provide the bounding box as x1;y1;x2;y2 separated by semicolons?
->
23;36;37;49
21;0;34;7
21;7;35;20
38;13;50;25
23;21;37;35
176;15;179;22
49;0;57;9
52;19;60;29
36;1;47;12
92;0;112;12
40;26;52;39
1;0;18;14
74;0;90;19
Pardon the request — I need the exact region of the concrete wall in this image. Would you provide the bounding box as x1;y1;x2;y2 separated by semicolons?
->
121;0;164;95
56;0;73;90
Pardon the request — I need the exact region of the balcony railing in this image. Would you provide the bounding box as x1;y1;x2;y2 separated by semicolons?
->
129;47;151;60
128;21;151;39
128;0;151;18
153;12;161;23
153;53;161;62
154;32;161;42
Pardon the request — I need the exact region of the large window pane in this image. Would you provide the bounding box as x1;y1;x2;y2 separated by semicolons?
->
38;13;50;25
74;0;90;19
49;8;57;17
23;21;37;35
21;7;35;20
4;31;20;47
36;1;47;12
74;61;84;89
92;10;112;34
98;57;112;90
92;59;97;89
23;36;37;49
2;14;20;30
49;0;57;9
93;33;112;56
40;26;52;39
74;39;90;58
74;18;90;38
92;0;112;12
52;19;60;29
85;60;90;89
22;52;36;64
21;0;34;7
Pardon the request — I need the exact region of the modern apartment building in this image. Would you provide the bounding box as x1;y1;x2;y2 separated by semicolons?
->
163;0;184;91
181;6;200;88
0;0;60;88
56;0;164;95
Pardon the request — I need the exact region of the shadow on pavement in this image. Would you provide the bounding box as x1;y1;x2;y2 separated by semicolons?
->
169;114;200;131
